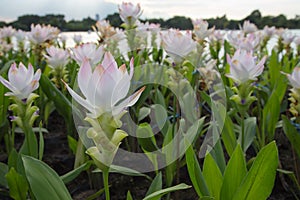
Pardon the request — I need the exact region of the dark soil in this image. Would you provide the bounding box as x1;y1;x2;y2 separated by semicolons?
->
0;111;299;199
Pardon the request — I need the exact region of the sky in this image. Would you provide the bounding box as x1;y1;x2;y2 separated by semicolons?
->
0;0;299;22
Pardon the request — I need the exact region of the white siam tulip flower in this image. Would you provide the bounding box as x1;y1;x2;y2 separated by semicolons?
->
284;67;300;89
0;26;15;39
73;34;82;44
241;20;258;34
262;26;276;38
65;52;145;119
209;30;225;43
95;20;117;39
15;29;27;41
0;63;41;100
28;24;59;44
44;46;69;69
71;43;104;66
294;36;300;46
238;33;261;52
192;19;215;41
226;49;266;84
227;31;260;52
281;31;296;45
119;2;142;25
160;29;196;63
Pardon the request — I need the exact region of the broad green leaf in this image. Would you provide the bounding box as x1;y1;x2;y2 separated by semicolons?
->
5;167;28;200
0;162;8;187
220;145;247;200
61;162;91;184
203;153;223;200
22;155;72;200
67;135;78;155
93;165;151;180
138;107;151;122
151;104;169;136
127;191;134;200
238;117;256;152
19;128;38;158
221;115;237;156
232;141;278;200
136;123;159;152
143;183;191;200
185;144;210;197
145;172;162;199
282;115;300;158
209;140;226;174
39;74;75;135
38;122;44;160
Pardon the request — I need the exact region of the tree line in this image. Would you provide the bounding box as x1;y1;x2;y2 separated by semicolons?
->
0;10;299;31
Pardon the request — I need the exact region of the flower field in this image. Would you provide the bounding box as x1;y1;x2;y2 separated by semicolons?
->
0;2;300;200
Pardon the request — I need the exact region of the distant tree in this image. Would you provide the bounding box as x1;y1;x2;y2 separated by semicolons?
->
207;15;228;29
165;16;193;30
244;10;262;28
0;21;7;28
106;13;122;28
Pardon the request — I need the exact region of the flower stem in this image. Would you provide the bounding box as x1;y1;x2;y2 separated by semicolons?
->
102;169;110;200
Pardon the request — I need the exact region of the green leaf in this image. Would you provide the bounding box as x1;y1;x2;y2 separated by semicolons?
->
220;145;247;200
93;165;151;180
136;123;159;152
277;169;300;191
0;162;8;187
203;153;223;200
5;167;28;200
143;183;191;200
39;74;76;135
127;191;134;200
145;172;162;199
221;115;237;156
151;104;169;136
282;115;300;158
22;155;72;200
232;141;278;200
138;107;151;122
185;145;210;197
67;135;78;155
238;117;256;152
38;122;44;160
61;162;91;184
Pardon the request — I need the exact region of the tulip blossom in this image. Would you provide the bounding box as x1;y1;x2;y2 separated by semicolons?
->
95;20;117;39
161;29;196;64
192;19;214;41
0;63;41;100
262;26;276;38
119;2;142;25
284;67;300;89
226;50;266;84
44;46;69;69
73;34;82;44
65;52;145;119
0;26;15;39
28;24;59;44
71;43;104;66
241;20;258;34
281;31;296;45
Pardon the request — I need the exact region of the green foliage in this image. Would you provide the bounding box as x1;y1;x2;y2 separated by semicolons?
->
4;9;300;31
22;156;72;200
5;167;28;200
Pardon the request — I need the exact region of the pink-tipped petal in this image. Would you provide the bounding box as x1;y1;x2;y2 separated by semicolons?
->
78;60;92;98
